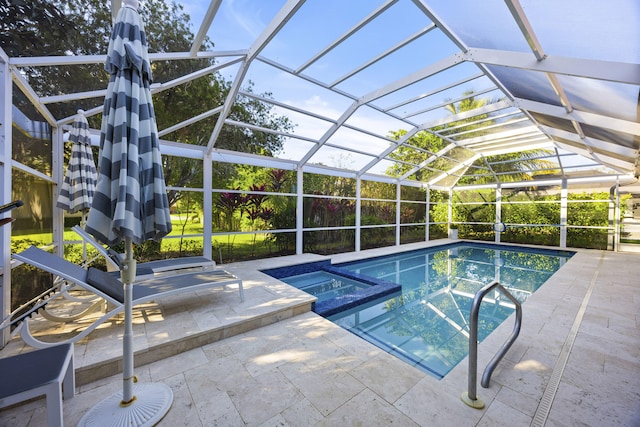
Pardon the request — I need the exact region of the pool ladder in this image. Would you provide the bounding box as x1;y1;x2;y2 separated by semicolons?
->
461;280;522;409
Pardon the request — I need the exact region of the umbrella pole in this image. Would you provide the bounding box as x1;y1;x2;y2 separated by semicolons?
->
78;237;173;426
121;236;136;404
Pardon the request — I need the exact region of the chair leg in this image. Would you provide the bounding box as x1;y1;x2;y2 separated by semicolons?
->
45;383;63;427
62;347;75;400
239;282;245;302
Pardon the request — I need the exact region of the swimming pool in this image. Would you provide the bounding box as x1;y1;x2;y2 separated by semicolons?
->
264;242;574;378
280;271;370;303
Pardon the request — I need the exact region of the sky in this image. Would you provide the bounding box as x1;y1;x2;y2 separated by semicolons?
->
172;0;468;172
168;0;637;175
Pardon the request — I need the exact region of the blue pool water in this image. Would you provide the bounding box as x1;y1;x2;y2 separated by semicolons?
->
281;271;370;303
264;242;574;379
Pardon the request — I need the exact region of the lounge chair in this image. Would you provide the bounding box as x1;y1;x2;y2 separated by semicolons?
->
11;246;244;348
71;225;215;275
0;343;74;427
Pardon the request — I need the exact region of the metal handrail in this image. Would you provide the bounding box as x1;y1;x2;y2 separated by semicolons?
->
461;280;522;409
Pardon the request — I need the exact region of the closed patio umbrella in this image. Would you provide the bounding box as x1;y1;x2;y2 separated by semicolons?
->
56;110;97;219
80;0;173;425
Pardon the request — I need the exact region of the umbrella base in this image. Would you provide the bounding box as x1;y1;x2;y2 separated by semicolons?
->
77;382;173;427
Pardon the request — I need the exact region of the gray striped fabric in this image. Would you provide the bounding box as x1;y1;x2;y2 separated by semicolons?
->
56;112;98;214
85;3;172;247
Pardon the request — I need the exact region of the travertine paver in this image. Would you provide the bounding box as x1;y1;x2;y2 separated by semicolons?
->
1;243;639;426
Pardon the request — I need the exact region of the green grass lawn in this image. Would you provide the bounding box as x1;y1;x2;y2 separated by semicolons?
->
12;222;276;265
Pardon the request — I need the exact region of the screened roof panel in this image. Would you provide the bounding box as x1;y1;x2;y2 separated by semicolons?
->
402;135;451;154
578;125;637;150
4;0;639;190
552;136;637;163
307;145;376;170
325;127;391;155
456;175;490;186
432;174;463;188
259;1;387;71
468;164;492;174
522;0;640;63
343;105;406;138
437;109;525;137
495;172;539;184
330;32;447;97
533;112;637;151
25;64;108;98
266;107;333;141
384;149;423;169
277;137;319;161
424;0;532;51
443;118;532;143
426;0;640;63
371;62;483;114
555;145;631;175
417;166;456;182
245;60;354;118
423;156;462;174
445;146;476;163
459;126;547;150
487;66;563;107
162;115;218;147
555;76;639;123
553;139;636;173
402;86;503;123
298;4;442;93
529;113;575;134
201;1;286;51
370;158;399;176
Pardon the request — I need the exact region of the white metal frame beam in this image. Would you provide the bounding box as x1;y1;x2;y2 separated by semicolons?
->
189;0;223;56
514;98;640;136
504;0;546;61
464;48;640;86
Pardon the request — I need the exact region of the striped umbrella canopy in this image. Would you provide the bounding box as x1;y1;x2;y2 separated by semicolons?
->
80;0;173;424
84;1;172;247
56;110;97;215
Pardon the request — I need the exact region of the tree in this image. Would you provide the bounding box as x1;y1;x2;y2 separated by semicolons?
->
3;0;293;207
386;129;447;181
387;90;556;185
0;0;77;57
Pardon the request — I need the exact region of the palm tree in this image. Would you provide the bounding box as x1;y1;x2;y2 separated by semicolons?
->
386;90;557;185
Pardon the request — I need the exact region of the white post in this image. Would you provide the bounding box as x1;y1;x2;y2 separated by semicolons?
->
448;189;454;238
425;186;430;241
0;54;12;348
560;179;567;248
53;126;64;256
614;177;620;251
355;177;361;251
202;153;213;260
395;182;401;246
495;184;502;243
296;167;303;255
